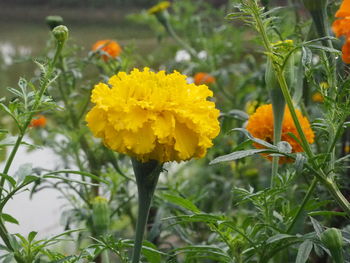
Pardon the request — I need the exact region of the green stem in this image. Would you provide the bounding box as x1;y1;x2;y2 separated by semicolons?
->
0;40;64;198
158;13;197;57
131;159;162;263
249;0;350;215
287;177;317;233
102;250;110;263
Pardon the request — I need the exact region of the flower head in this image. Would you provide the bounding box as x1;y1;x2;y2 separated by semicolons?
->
246;104;314;163
148;1;171;14
29;114;47;128
86;67;220;163
194;72;216;85
332;0;350;63
92;40;122;61
336;0;350;18
312;92;324;103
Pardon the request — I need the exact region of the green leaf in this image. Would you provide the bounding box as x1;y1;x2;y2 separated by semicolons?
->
276;141;292;154
225;110;249;120
1;214;19;225
266;234;297;244
308;211;347;217
15;164;33;183
296;240;313;263
28;231;37;242
22;175;40;185
310;217;323;238
162;193;201;213
301;46;312;68
0;173;16;188
142;241;162;263
307;44;341;54
210;149;274;164
232;128;277;149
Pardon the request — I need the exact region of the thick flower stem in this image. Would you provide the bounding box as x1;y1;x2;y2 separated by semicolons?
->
266;59;286;187
131;159;162;263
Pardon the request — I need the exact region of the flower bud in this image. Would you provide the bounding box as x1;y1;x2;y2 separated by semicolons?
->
320;228;344;263
45;15;63;30
52;25;69;45
92;196;110;235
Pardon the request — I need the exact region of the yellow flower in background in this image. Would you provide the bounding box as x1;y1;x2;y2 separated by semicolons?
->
245;100;259;115
246;104;314;163
148;1;171;14
86;67;220;163
320;82;329;90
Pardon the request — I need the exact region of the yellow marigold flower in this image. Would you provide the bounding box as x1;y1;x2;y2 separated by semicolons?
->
148;1;171;14
246;104;314;163
86;67;220;163
312;92;324;103
92;40;122;61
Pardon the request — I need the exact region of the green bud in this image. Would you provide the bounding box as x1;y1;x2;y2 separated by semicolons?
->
92;196;110;235
320;228;344;263
52;25;69;45
45;15;63;30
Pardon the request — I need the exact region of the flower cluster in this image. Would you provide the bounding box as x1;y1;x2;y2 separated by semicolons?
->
92;40;122;61
332;0;350;63
86;67;220;163
148;1;171;14
246;104;314;163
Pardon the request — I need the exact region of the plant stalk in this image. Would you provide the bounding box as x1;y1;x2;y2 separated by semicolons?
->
131;159;162;263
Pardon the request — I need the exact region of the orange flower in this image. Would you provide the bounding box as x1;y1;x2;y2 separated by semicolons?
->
92;40;122;61
29;114;47;128
194;72;215;85
246;104;314;163
336;0;350;18
332;0;350;63
312;92;324;103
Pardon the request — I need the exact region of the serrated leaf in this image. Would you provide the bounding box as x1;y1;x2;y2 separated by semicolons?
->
296;240;313;263
310;217;323;238
276;141;292;154
307;44;341;54
233;128;277;149
295;154;306;173
301;46;312;68
210;149;273;164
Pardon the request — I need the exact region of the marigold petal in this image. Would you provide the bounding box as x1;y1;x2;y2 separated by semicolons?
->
336;0;350;17
174;121;198;160
85;67;220;163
